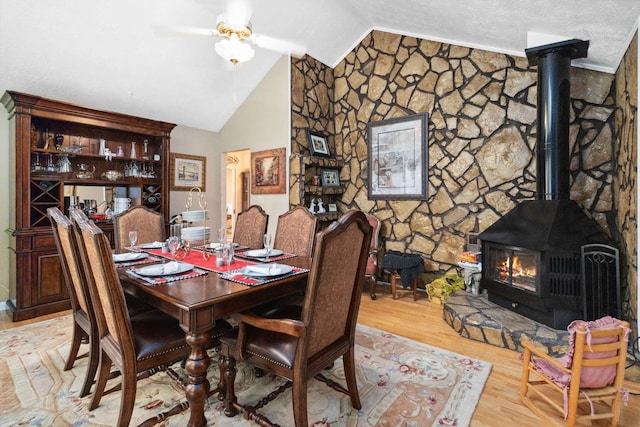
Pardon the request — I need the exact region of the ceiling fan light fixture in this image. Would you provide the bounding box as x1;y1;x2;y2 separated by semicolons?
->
215;32;254;64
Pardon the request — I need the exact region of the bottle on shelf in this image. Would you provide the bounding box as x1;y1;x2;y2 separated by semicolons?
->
142;139;150;160
130;141;137;159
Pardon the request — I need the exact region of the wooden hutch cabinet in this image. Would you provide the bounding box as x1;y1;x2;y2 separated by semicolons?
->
1;91;176;321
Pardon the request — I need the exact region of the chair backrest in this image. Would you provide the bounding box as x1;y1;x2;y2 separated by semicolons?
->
75;213;135;355
364;213;381;253
564;316;630;389
233;205;269;249
113;205;165;253
273;205;319;257
47;207;92;318
301;210;372;357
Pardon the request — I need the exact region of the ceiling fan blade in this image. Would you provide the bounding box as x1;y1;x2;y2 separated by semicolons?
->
250;34;306;57
152;25;219;38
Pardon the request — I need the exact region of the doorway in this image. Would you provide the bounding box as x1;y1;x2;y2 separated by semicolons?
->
223;150;250;241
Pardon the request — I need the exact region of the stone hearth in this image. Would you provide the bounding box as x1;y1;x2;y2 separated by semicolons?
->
443;293;569;357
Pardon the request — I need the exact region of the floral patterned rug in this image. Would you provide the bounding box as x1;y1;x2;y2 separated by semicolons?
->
0;316;491;426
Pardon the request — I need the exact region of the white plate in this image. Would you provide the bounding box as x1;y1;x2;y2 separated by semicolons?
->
181;228;211;239
137;241;163;249
181;210;208;221
244;249;284;258
243;264;294;277
134;262;193;277
113;252;147;262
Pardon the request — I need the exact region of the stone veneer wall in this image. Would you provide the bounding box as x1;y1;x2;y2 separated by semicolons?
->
291;55;335;155
291;30;616;280
614;31;638;334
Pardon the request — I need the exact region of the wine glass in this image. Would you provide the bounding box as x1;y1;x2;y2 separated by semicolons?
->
223;243;234;273
263;233;272;262
167;236;180;259
128;230;137;250
217;227;225;247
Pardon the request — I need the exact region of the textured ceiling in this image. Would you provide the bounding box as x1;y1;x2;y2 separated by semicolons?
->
1;0;638;133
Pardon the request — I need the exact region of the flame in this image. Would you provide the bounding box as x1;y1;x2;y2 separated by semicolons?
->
499;256;536;279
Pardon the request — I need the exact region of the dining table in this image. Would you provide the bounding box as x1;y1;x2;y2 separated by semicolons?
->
117;252;311;427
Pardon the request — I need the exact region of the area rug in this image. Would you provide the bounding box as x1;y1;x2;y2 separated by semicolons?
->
0;316;491;426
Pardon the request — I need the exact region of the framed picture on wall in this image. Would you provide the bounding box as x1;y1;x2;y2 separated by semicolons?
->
308;130;331;157
367;113;428;200
251;147;286;194
321;168;340;187
170;153;206;191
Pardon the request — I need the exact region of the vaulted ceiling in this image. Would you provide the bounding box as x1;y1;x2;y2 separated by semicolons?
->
1;0;638;133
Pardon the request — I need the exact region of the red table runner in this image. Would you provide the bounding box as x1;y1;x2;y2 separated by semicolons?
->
145;249;257;273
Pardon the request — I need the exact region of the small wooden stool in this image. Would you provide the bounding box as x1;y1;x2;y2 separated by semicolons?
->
390;273;418;300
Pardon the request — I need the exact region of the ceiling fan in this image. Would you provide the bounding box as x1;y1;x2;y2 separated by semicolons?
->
155;12;306;65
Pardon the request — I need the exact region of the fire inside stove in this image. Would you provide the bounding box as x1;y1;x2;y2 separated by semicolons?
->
488;246;538;293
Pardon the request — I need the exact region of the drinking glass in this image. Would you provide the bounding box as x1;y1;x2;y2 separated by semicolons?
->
167;236;180;259
128;230;137;250
217;227;225;246
263;233;272;262
223;243;234;273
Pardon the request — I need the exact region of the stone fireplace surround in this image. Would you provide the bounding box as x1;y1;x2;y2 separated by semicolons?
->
443;293;569;357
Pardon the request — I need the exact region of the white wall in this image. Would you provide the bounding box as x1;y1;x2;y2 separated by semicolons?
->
169;125;221;229
219;55;291;238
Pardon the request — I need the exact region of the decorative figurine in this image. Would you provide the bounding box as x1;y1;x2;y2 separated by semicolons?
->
317;199;326;213
308;198;317;214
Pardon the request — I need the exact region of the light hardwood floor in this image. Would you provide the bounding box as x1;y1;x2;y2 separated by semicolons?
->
2;287;639;426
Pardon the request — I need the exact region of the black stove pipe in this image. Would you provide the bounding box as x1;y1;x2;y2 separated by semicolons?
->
525;39;589;201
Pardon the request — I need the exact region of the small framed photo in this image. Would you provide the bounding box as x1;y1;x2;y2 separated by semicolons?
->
328;203;337;212
308;130;331;157
321;168;340;187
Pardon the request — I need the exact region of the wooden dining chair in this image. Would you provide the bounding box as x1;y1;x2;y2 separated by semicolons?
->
232;204;269;249
74;216;231;426
273;205;318;257
520;316;631;426
113;205;165;253
221;209;372;427
363;212;382;299
48;207;99;398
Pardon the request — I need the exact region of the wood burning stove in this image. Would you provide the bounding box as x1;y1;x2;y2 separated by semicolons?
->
479;39;615;330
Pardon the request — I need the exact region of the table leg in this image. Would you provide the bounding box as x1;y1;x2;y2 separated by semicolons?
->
221;348;238;417
184;331;211;427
